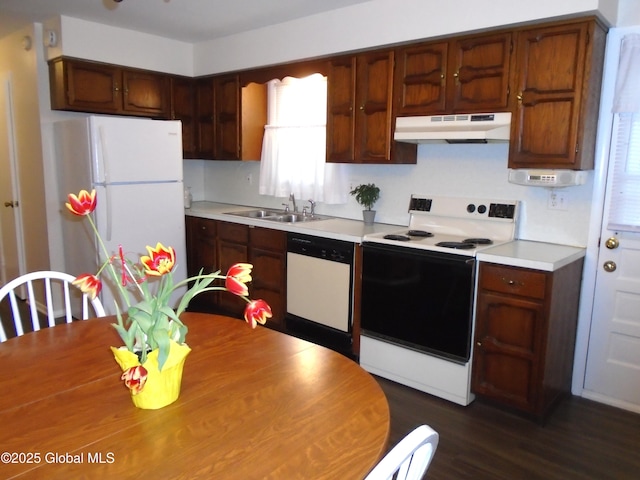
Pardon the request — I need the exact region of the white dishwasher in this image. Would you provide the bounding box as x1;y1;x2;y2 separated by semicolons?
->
286;233;354;357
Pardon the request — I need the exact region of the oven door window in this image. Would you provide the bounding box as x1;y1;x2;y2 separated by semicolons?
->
361;243;475;363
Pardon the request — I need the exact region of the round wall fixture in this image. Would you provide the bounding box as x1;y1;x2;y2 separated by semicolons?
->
22;35;32;51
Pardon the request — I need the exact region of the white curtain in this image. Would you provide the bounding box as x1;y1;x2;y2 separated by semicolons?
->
608;34;640;232
259;75;347;204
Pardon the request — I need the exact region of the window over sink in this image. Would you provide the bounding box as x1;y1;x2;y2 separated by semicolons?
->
258;74;347;204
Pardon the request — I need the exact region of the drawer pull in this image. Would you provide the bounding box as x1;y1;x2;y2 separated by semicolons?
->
502;277;523;287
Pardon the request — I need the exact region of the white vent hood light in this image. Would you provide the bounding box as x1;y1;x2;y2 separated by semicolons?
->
394;112;511;144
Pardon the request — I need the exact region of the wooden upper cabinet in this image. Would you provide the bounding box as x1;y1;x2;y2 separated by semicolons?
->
194;73;265;161
50;59;121;113
394;42;448;115
49;58;169;118
394;32;512;116
509;19;606;170
326;55;357;163
214;74;241;160
121;69;169;117
194;77;215;159
327;52;416;164
355;51;394;163
450;32;512;112
170;76;196;158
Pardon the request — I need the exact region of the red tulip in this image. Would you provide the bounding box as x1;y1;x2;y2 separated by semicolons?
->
141;243;176;276
225;263;252;296
244;299;272;328
72;273;102;299
66;189;97;216
121;365;148;395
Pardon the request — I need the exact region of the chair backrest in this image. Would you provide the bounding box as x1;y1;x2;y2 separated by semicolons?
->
364;425;439;480
0;271;106;342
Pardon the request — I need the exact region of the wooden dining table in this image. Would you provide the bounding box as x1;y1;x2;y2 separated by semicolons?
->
0;312;390;479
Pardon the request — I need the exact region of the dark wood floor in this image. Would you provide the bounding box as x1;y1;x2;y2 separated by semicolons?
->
376;376;640;480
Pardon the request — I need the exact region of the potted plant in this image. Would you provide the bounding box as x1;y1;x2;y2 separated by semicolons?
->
350;183;380;225
65;189;272;410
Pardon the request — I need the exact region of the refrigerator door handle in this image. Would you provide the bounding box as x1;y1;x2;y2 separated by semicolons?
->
97;126;113;241
104;183;114;242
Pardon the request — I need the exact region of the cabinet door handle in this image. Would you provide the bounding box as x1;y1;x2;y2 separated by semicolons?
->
501;277;523;287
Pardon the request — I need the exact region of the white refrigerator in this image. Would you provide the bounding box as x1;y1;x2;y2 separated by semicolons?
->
54;115;187;315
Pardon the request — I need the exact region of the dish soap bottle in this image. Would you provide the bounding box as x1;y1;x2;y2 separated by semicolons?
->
184;186;193;209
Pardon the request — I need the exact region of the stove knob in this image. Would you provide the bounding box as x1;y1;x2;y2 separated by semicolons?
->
466;204;476;213
478;204;487;214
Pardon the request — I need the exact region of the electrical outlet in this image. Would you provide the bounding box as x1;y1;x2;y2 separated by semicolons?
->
548;190;568;210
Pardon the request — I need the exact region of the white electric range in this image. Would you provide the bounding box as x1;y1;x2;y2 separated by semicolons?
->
363;194;518;255
359;195;519;406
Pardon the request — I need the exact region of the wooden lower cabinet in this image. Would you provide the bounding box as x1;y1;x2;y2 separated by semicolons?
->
472;260;583;421
184;216;217;310
216;221;250;317
248;227;287;330
185;217;286;329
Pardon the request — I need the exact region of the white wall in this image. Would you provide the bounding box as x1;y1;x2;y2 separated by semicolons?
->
42;16;194;76
194;0;618;75
186;142;594;246
617;0;640;25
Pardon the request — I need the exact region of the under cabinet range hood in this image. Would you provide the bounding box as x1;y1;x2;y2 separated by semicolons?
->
394;112;512;144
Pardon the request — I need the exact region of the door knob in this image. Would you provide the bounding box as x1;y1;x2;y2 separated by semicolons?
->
603;261;617;272
605;237;619;249
4;201;16;208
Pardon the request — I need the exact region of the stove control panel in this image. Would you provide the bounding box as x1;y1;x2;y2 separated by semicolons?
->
488;203;516;219
466;202;516;218
408;195;517;221
408;197;432;212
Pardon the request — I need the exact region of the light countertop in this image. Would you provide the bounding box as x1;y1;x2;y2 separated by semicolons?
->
185;201;401;243
476;240;586;272
187;202;585;271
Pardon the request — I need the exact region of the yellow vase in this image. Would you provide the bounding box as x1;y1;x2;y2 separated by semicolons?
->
111;341;191;410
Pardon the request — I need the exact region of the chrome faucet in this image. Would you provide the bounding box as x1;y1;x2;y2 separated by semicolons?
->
289;193;297;212
308;199;316;216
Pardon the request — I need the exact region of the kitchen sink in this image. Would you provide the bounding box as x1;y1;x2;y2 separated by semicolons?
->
225;209;330;223
267;213;309;223
225;209;281;219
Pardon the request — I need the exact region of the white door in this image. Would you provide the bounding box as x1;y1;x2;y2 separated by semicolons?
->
584;229;640;411
583;37;640;412
0;73;25;286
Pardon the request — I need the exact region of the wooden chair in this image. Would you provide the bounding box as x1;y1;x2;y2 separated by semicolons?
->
364;425;439;480
0;271;105;342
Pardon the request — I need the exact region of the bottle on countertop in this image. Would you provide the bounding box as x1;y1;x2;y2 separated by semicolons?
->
184;186;193;209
